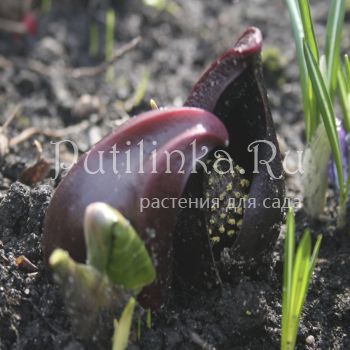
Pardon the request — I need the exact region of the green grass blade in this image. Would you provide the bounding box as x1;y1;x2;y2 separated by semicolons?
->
281;208;296;349
288;231;310;349
89;22;99;57
345;55;350;88
105;8;116;81
284;0;315;141
298;0;319;62
112;297;136;350
325;0;345;97
303;41;345;203
298;0;321;139
338;66;350;132
295;231;312;317
309;234;322;277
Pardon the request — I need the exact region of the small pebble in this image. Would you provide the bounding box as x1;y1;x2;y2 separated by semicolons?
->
305;335;315;345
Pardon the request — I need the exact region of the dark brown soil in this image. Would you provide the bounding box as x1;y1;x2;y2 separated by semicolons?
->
0;0;349;349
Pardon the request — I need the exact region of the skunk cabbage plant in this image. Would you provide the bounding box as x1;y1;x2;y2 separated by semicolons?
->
49;203;155;336
43;27;285;309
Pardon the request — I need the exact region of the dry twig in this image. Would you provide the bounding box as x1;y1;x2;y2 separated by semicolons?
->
9;120;91;147
12;36;141;79
189;332;216;350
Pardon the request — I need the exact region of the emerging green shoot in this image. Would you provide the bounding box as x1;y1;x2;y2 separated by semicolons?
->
146;309;152;329
112;297;136;350
143;0;167;10
105;8;116;81
345;55;350;83
50;202;156;336
149;98;159;110
143;0;179;14
84;202;156;293
124;69;150;111
281;208;322;350
49;249;116;336
41;0;52;13
89;22;99;57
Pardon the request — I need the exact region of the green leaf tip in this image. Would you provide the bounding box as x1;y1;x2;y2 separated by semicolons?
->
84;202;156;293
112;297;136;350
49;248;69;267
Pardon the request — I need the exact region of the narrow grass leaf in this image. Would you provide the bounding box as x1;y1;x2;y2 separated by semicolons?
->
289;232;310;348
338;67;350;132
105;8;116;81
113;297;136;350
299;0;322;135
284;0;314;141
303;41;345;203
298;0;319;62
325;0;345;97
295;231;312;317
281;208;295;349
89;22;99;57
309;234;322;277
345;55;350;88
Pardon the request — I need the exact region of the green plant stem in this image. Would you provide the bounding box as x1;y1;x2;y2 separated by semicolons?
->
281;208;295;349
112;297;136;350
106;9;116;81
89;22;99;57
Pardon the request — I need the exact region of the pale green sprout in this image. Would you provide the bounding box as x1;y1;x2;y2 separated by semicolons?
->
49;249;115;337
106;9;116;81
89;22;99;57
124;69;151;112
112;297;136;350
281;208;322;350
143;0;180;14
50;202;156;338
84;202;156;292
41;0;52;13
149;98;159;110
146;308;152;328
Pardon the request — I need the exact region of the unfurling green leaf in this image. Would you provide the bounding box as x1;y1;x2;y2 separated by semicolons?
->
84;202;156;293
49;249;119;336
